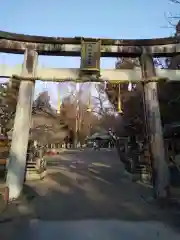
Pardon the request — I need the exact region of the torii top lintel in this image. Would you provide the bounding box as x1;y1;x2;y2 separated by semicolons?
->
0;30;179;57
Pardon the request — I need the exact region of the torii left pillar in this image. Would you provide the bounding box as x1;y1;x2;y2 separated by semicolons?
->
6;48;38;200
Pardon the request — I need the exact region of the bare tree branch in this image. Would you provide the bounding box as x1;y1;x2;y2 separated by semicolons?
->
164;12;177;27
169;0;180;3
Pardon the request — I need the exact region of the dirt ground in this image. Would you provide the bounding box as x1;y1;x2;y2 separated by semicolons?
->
1;149;180;239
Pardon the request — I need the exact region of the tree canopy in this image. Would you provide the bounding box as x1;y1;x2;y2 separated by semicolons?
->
105;24;180;138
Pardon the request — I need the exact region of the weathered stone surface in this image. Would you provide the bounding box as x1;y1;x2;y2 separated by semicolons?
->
0;30;179;56
0;30;178;45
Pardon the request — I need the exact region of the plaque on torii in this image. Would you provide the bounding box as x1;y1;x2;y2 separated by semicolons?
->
80;39;101;77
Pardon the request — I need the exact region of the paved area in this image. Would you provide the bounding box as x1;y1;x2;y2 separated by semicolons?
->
1;148;180;239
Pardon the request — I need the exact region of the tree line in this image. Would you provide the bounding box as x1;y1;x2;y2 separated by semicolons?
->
105;22;180;139
0;82;119;145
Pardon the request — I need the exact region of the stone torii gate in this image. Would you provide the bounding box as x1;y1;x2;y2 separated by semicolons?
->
0;31;180;200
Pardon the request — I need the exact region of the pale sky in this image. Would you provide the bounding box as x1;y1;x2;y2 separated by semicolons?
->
0;0;178;108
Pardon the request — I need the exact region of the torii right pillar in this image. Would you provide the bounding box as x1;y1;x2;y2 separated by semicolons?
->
140;48;170;200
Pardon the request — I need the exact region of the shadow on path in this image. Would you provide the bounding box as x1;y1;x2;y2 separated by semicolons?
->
18;150;180;233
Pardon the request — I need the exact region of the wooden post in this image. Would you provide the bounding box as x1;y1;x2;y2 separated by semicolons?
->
6;48;38;200
140;48;170;199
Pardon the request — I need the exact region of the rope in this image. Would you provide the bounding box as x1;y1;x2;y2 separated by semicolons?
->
10;75;168;84
57;83;61;114
117;84;123;113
